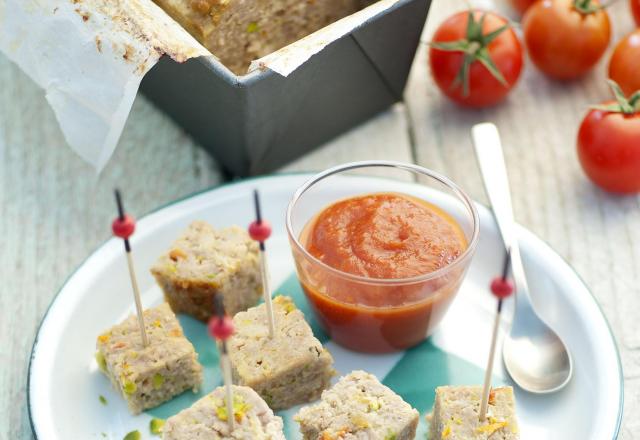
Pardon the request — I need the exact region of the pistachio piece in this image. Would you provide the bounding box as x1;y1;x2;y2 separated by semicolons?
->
153;373;165;390
368;400;381;412
123;431;141;440
95;351;107;372
215;405;228;421
216;395;251;422
275;296;297;313
123;380;137;395
150;418;165;436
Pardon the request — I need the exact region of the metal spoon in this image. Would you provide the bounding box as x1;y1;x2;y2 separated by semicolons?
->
471;122;573;394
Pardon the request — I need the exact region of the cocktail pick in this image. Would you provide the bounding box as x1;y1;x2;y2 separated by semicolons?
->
248;189;276;338
112;189;149;347
479;249;514;421
208;295;236;432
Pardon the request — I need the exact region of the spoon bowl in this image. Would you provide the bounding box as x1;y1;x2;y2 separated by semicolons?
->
503;324;573;393
472;122;573;394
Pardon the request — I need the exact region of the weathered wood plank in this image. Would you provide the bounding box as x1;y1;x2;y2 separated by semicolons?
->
0;53;222;440
407;1;639;437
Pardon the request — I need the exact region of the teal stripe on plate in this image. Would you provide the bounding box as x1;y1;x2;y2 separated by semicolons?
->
147;273;501;440
382;339;488;414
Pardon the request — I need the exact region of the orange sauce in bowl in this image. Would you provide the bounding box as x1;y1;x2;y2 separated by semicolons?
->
298;192;468;352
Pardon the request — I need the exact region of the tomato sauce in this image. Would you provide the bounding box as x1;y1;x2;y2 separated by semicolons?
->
299;192;467;352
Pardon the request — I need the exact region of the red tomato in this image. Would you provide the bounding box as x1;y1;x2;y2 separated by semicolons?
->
578;104;640;193
429;10;524;108
522;0;611;80
609;30;640;96
632;0;640;26
510;0;538;14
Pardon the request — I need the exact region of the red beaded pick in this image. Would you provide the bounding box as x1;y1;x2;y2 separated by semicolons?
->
112;214;136;239
490;277;514;299
208;315;234;340
248;220;272;242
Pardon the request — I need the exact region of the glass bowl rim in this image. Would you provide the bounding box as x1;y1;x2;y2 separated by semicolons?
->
285;160;480;286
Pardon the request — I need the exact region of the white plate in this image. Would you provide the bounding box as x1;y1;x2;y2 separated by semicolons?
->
28;174;623;440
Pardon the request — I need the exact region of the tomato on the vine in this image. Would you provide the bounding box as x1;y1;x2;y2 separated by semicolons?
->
609;30;640;96
577;81;640;193
522;0;611;80
429;10;523;108
632;0;640;26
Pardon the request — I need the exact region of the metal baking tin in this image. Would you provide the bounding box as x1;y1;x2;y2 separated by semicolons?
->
140;0;431;177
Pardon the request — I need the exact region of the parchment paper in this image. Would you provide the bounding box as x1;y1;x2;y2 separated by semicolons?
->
0;0;402;170
0;0;209;170
249;0;401;77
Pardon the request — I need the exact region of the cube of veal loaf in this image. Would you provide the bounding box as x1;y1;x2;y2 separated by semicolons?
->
152;0;364;75
151;221;261;321
295;370;419;440
163;385;285;440
228;296;335;410
428;386;519;440
95;303;202;414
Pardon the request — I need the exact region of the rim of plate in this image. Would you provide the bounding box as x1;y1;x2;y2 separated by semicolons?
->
27;172;624;440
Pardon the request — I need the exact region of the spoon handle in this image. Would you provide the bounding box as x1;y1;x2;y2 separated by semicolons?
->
471;123;534;316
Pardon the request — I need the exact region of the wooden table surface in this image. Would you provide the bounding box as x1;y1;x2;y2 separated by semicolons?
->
1;0;638;438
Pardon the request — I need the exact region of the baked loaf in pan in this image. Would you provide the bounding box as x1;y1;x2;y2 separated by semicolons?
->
152;0;369;74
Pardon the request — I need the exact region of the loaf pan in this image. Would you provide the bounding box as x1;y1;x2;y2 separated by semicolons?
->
140;0;431;176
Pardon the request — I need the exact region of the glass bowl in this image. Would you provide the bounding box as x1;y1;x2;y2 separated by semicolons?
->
286;161;479;353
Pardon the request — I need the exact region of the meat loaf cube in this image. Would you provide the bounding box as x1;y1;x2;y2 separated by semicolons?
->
95;303;202;414
151;0;366;75
428;386;519;439
151;221;261;321
163;385;285;439
228;296;335;410
295;370;419;440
